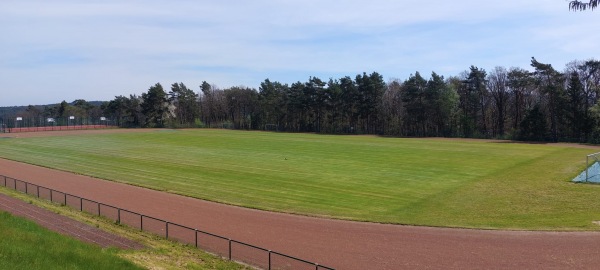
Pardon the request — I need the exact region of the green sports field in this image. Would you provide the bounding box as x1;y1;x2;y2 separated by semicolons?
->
1;129;599;230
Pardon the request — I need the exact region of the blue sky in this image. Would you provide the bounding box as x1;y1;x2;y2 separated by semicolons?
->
1;0;599;106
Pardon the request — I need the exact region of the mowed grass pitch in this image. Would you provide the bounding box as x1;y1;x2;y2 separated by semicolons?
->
1;129;600;230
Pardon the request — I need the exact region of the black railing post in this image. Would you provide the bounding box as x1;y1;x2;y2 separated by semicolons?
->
166;222;169;239
195;229;198;247
80;198;83;211
140;215;143;231
37;185;39;198
25;182;27;194
97;203;101;216
50;190;53;202
64;193;66;205
117;208;121;224
268;250;272;270
228;239;232;260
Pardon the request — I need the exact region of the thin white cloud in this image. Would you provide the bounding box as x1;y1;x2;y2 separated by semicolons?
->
0;0;598;106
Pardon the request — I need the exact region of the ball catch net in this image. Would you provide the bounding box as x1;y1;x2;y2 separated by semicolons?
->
574;152;600;183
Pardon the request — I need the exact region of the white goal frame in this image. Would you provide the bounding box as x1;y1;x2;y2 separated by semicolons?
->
585;152;600;182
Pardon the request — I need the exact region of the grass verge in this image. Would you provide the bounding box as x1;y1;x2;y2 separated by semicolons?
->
0;210;142;270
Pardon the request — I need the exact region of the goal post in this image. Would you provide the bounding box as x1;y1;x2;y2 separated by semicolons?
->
585;152;600;183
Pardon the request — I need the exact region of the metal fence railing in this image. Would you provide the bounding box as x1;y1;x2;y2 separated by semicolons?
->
0;117;116;133
0;174;334;270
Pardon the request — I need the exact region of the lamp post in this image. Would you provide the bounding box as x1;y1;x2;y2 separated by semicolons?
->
47;118;55;131
16;117;22;131
69;116;75;129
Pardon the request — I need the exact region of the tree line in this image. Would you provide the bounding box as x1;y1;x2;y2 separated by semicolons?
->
5;57;600;143
97;57;600;143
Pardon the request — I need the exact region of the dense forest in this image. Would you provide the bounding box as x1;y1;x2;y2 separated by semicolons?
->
3;57;600;143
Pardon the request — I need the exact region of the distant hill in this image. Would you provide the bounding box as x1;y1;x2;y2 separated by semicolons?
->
0;105;47;117
0;101;106;117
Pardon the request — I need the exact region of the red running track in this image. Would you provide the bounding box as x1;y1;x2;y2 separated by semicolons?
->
2;158;600;269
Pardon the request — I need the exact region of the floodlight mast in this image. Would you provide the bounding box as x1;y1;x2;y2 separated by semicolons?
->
16;117;22;130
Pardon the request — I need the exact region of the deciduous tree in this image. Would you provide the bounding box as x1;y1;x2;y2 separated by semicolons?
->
487;67;510;137
570;0;599;11
531;57;566;141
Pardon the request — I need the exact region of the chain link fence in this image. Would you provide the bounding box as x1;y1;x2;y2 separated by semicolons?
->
0;116;116;133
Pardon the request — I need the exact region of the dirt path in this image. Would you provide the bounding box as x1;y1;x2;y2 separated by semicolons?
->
2;158;600;269
0;192;143;249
